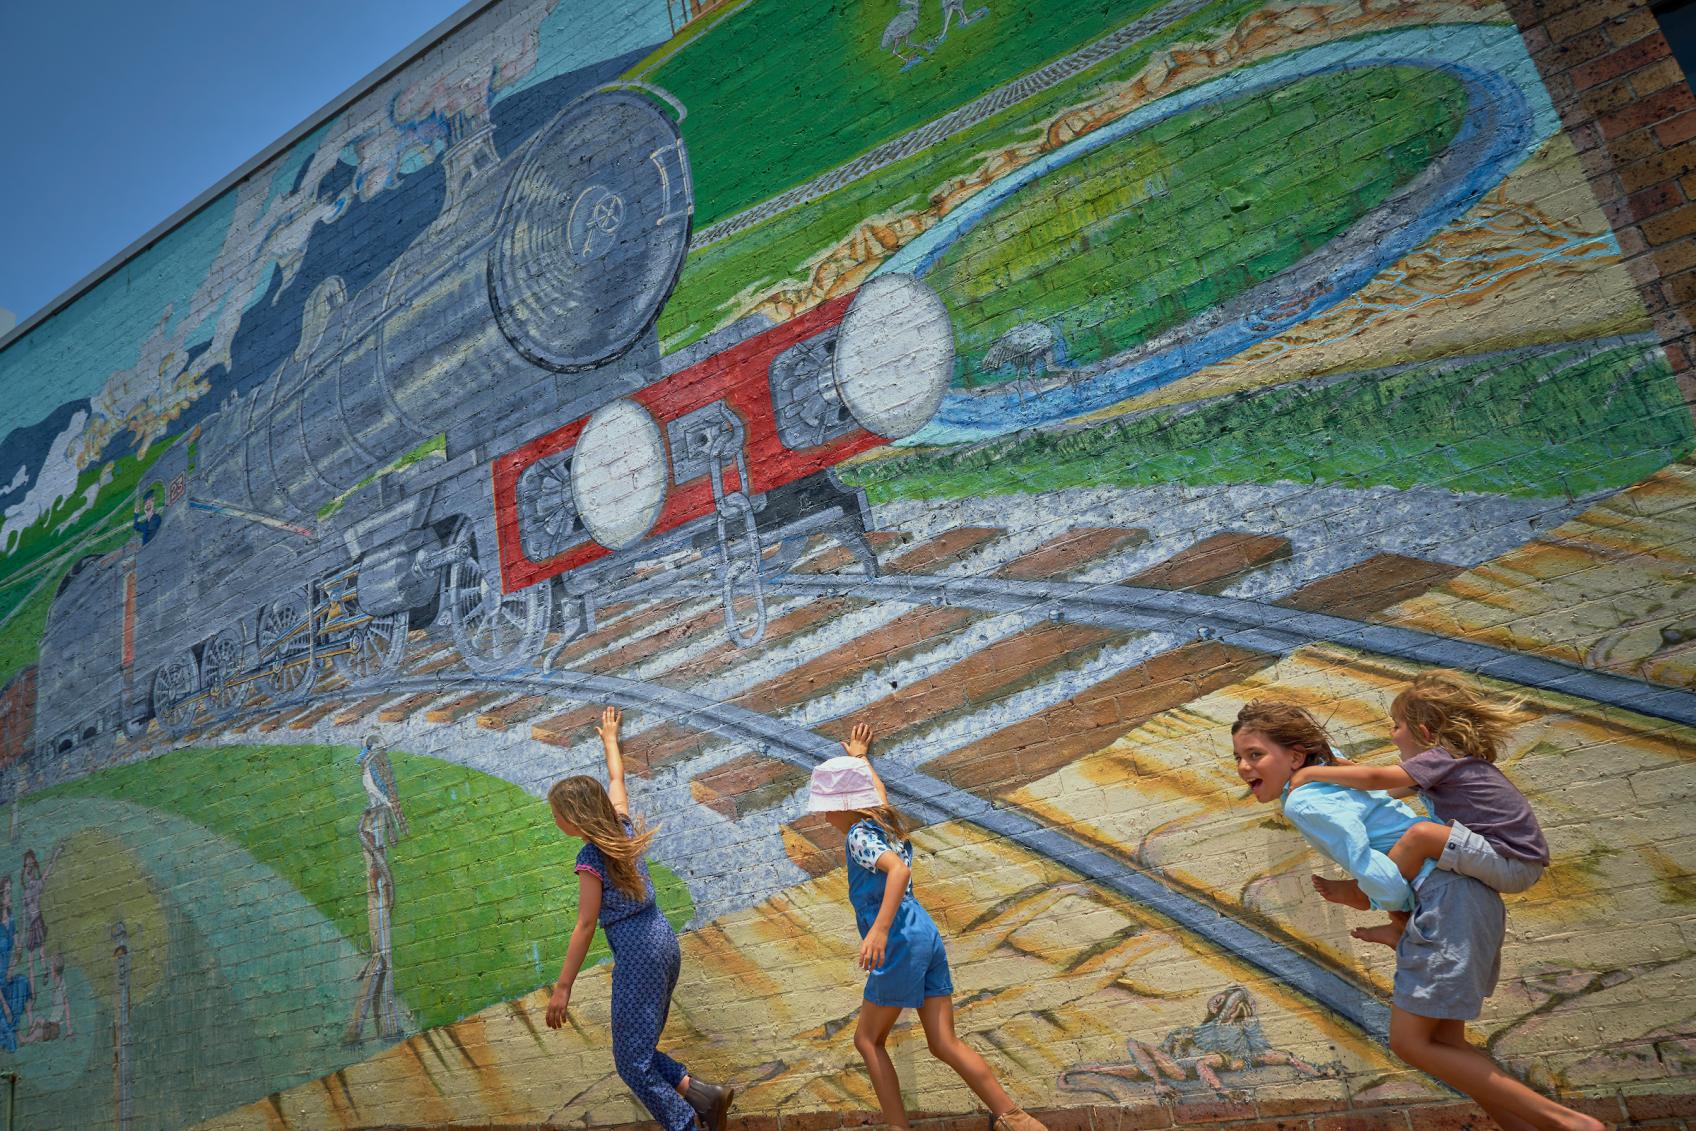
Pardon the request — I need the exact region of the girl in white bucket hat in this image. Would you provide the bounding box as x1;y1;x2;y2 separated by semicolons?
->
807;724;1048;1131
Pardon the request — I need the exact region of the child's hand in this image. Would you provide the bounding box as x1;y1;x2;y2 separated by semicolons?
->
1289;767;1317;789
859;925;888;972
545;983;571;1029
842;722;873;760
596;706;622;746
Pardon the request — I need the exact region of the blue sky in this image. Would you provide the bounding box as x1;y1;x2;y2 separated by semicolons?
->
0;0;473;329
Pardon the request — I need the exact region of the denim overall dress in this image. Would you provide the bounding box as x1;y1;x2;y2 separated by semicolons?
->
845;819;954;1008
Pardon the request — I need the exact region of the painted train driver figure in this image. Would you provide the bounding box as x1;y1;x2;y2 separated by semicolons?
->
131;491;161;546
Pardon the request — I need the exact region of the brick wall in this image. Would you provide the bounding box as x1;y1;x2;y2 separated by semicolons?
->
1509;0;1696;399
0;2;1693;1129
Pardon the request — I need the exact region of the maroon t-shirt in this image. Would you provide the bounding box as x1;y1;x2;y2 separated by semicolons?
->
1401;747;1549;864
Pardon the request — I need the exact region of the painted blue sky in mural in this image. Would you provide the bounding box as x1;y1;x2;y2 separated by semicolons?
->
0;0;468;327
0;0;672;549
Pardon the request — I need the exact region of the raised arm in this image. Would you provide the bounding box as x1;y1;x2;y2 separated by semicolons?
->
546;869;603;1029
1285;792;1414;912
841;723;889;806
596;706;630;819
1291;761;1415;794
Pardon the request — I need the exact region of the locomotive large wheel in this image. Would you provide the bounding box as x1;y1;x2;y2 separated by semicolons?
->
255;598;316;701
201;627;252;714
152;650;200;738
334;598;409;688
445;536;552;674
491;90;692;373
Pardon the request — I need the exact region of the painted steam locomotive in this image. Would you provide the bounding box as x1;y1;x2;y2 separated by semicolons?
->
34;85;954;755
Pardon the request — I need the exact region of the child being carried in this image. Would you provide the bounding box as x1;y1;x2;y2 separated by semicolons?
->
1293;670;1549;948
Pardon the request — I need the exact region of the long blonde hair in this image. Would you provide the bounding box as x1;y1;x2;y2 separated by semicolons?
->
548;776;657;900
849;803;916;844
1392;670;1529;764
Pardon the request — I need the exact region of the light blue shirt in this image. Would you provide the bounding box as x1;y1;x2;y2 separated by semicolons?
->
1282;781;1441;912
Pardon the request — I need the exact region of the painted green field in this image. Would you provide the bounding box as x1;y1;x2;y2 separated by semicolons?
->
931;66;1467;382
0;435;171;588
656;0;1266;351
0;521;133;687
646;0;1161;226
46;743;693;1030
839;340;1695;501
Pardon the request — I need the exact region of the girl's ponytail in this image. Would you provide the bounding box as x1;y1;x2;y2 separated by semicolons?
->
865;804;916;844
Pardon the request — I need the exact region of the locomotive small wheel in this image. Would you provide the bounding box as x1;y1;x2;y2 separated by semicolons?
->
445;537;554;674
255;599;315;701
201;627;253;715
335;604;409;688
152;651;200;738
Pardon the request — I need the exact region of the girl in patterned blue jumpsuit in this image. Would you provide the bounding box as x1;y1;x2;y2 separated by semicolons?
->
545;707;734;1131
807;724;1048;1131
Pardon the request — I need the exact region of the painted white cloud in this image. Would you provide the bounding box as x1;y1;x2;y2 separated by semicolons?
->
67;1;564;466
53;464;114;536
3;410;88;550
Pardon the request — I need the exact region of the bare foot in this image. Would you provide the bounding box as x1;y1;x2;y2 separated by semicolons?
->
1350;922;1403;949
1311;874;1369;911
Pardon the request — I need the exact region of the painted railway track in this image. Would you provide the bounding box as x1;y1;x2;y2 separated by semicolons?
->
766;572;1696;728
106;492;1696;1048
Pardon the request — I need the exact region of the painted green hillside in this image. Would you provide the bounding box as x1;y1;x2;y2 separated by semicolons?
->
46;743;694;1030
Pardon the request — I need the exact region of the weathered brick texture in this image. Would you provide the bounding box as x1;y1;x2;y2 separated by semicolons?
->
0;1;1692;1129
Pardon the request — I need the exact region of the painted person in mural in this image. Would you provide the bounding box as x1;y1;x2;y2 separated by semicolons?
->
0;876;30;1052
1230;701;1603;1131
805;725;1048;1131
20;843;61;1009
545;707;735;1131
1290;671;1549;948
346;735;408;1045
131;488;162;546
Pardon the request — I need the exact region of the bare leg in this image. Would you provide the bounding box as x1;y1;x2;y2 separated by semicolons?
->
1389;1009;1603;1131
855;1002;910;1128
1351;911;1410;949
1431;1021;1537;1131
1127;1039;1184;1095
1388;822;1451;881
1311;874;1369;911
916;995;1015;1116
677;1075;689;1097
1254;1049;1319;1076
1192;1053;1229;1093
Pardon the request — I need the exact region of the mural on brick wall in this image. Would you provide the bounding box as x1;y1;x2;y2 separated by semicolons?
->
0;0;1692;1127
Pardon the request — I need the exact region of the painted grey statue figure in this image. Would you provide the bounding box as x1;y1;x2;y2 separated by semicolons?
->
980;321;1078;403
882;0;927;69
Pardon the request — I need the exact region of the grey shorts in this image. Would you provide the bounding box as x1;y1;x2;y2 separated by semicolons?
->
1393;868;1505;1020
1440;821;1545;894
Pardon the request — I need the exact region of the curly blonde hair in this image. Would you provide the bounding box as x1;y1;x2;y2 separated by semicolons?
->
1231;700;1334;766
1391;670;1529;763
548;776;658;900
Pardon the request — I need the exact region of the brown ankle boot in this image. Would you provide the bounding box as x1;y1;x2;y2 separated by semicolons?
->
685;1076;735;1131
992;1107;1047;1131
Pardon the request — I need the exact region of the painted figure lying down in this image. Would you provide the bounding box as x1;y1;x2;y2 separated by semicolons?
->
1059;984;1326;1098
